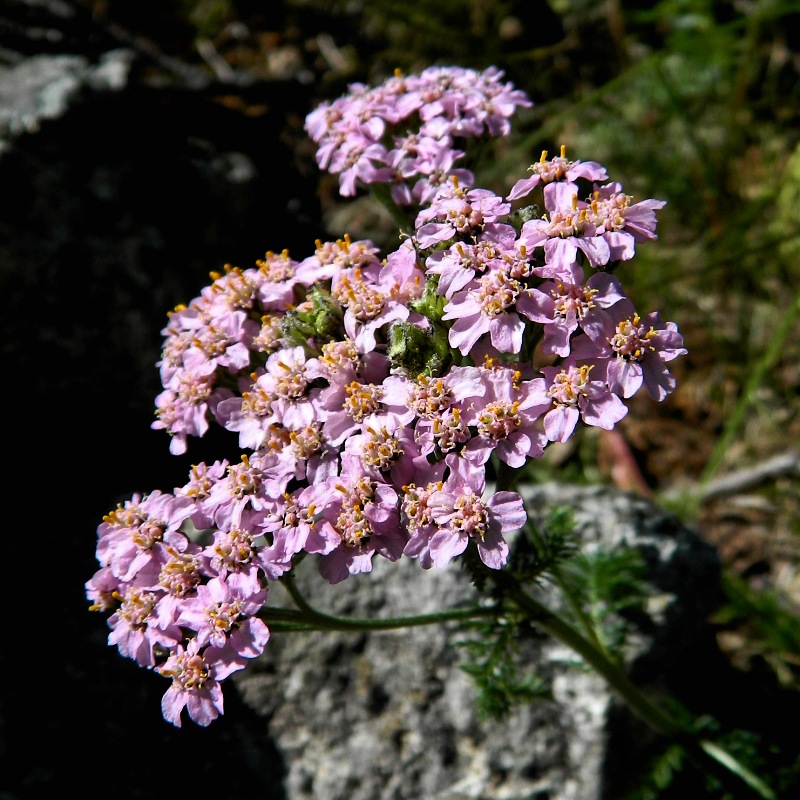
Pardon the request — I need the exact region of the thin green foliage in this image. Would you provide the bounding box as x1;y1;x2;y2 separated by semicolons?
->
454;612;551;722
623;743;687;800
557;546;649;659
453;508;579;720
459;506;579;594
510;506;580;586
623;711;789;800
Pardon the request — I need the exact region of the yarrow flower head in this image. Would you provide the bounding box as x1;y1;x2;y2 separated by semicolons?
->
87;64;685;728
304;65;532;204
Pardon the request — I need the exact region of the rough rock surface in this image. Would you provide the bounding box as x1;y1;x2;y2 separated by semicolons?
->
234;484;722;800
0;50;132;145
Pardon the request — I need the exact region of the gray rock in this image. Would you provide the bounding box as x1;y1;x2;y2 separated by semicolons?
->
0;50;133;148
234;484;722;800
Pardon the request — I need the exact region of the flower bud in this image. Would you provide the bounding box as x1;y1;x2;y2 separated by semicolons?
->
388;320;452;378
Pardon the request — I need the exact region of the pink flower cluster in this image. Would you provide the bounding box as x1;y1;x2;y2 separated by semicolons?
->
87;66;686;727
305;65;532;205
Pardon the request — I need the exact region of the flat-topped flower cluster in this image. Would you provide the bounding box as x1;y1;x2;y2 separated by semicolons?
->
305;64;531;204
86;65;686;728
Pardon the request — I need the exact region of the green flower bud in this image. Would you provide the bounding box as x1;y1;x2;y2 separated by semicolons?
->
507;204;541;230
410;274;447;322
281;284;345;352
388;320;452;378
308;284;345;341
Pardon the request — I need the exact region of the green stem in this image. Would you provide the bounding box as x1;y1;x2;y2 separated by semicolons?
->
517;513;614;662
491;570;776;799
269;564;774;797
493;569;682;736
270;570;500;632
551;560;615;663
270;526;773;796
699;740;777;800
496;462;614;660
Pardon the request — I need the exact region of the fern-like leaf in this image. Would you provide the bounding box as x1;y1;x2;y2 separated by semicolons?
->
454;613;551;721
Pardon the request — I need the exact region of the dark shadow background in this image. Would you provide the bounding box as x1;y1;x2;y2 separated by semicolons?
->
0;31;324;800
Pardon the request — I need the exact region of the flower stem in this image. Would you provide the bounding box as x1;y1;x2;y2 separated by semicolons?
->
269;569;500;632
270;534;774;796
491;569;776;799
521;515;615;662
269;563;773;797
492;568;682;735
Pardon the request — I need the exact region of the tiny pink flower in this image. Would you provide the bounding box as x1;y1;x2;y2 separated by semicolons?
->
85;567;120;613
426;237;521;299
518;181;610;272
533;360;628;442
507;146;607;201
260;483;340;561
517;262;627;356
157;638;241;728
344;413;421;485
586;182;666;262
462;366;550;467
415;184;510;249
443;270;527;356
427;455;525;570
316;457;407;584
382;366;485;419
96;490;195;585
107;584;182;667
175;576;269;660
400;462;448;569
577;299;687;401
